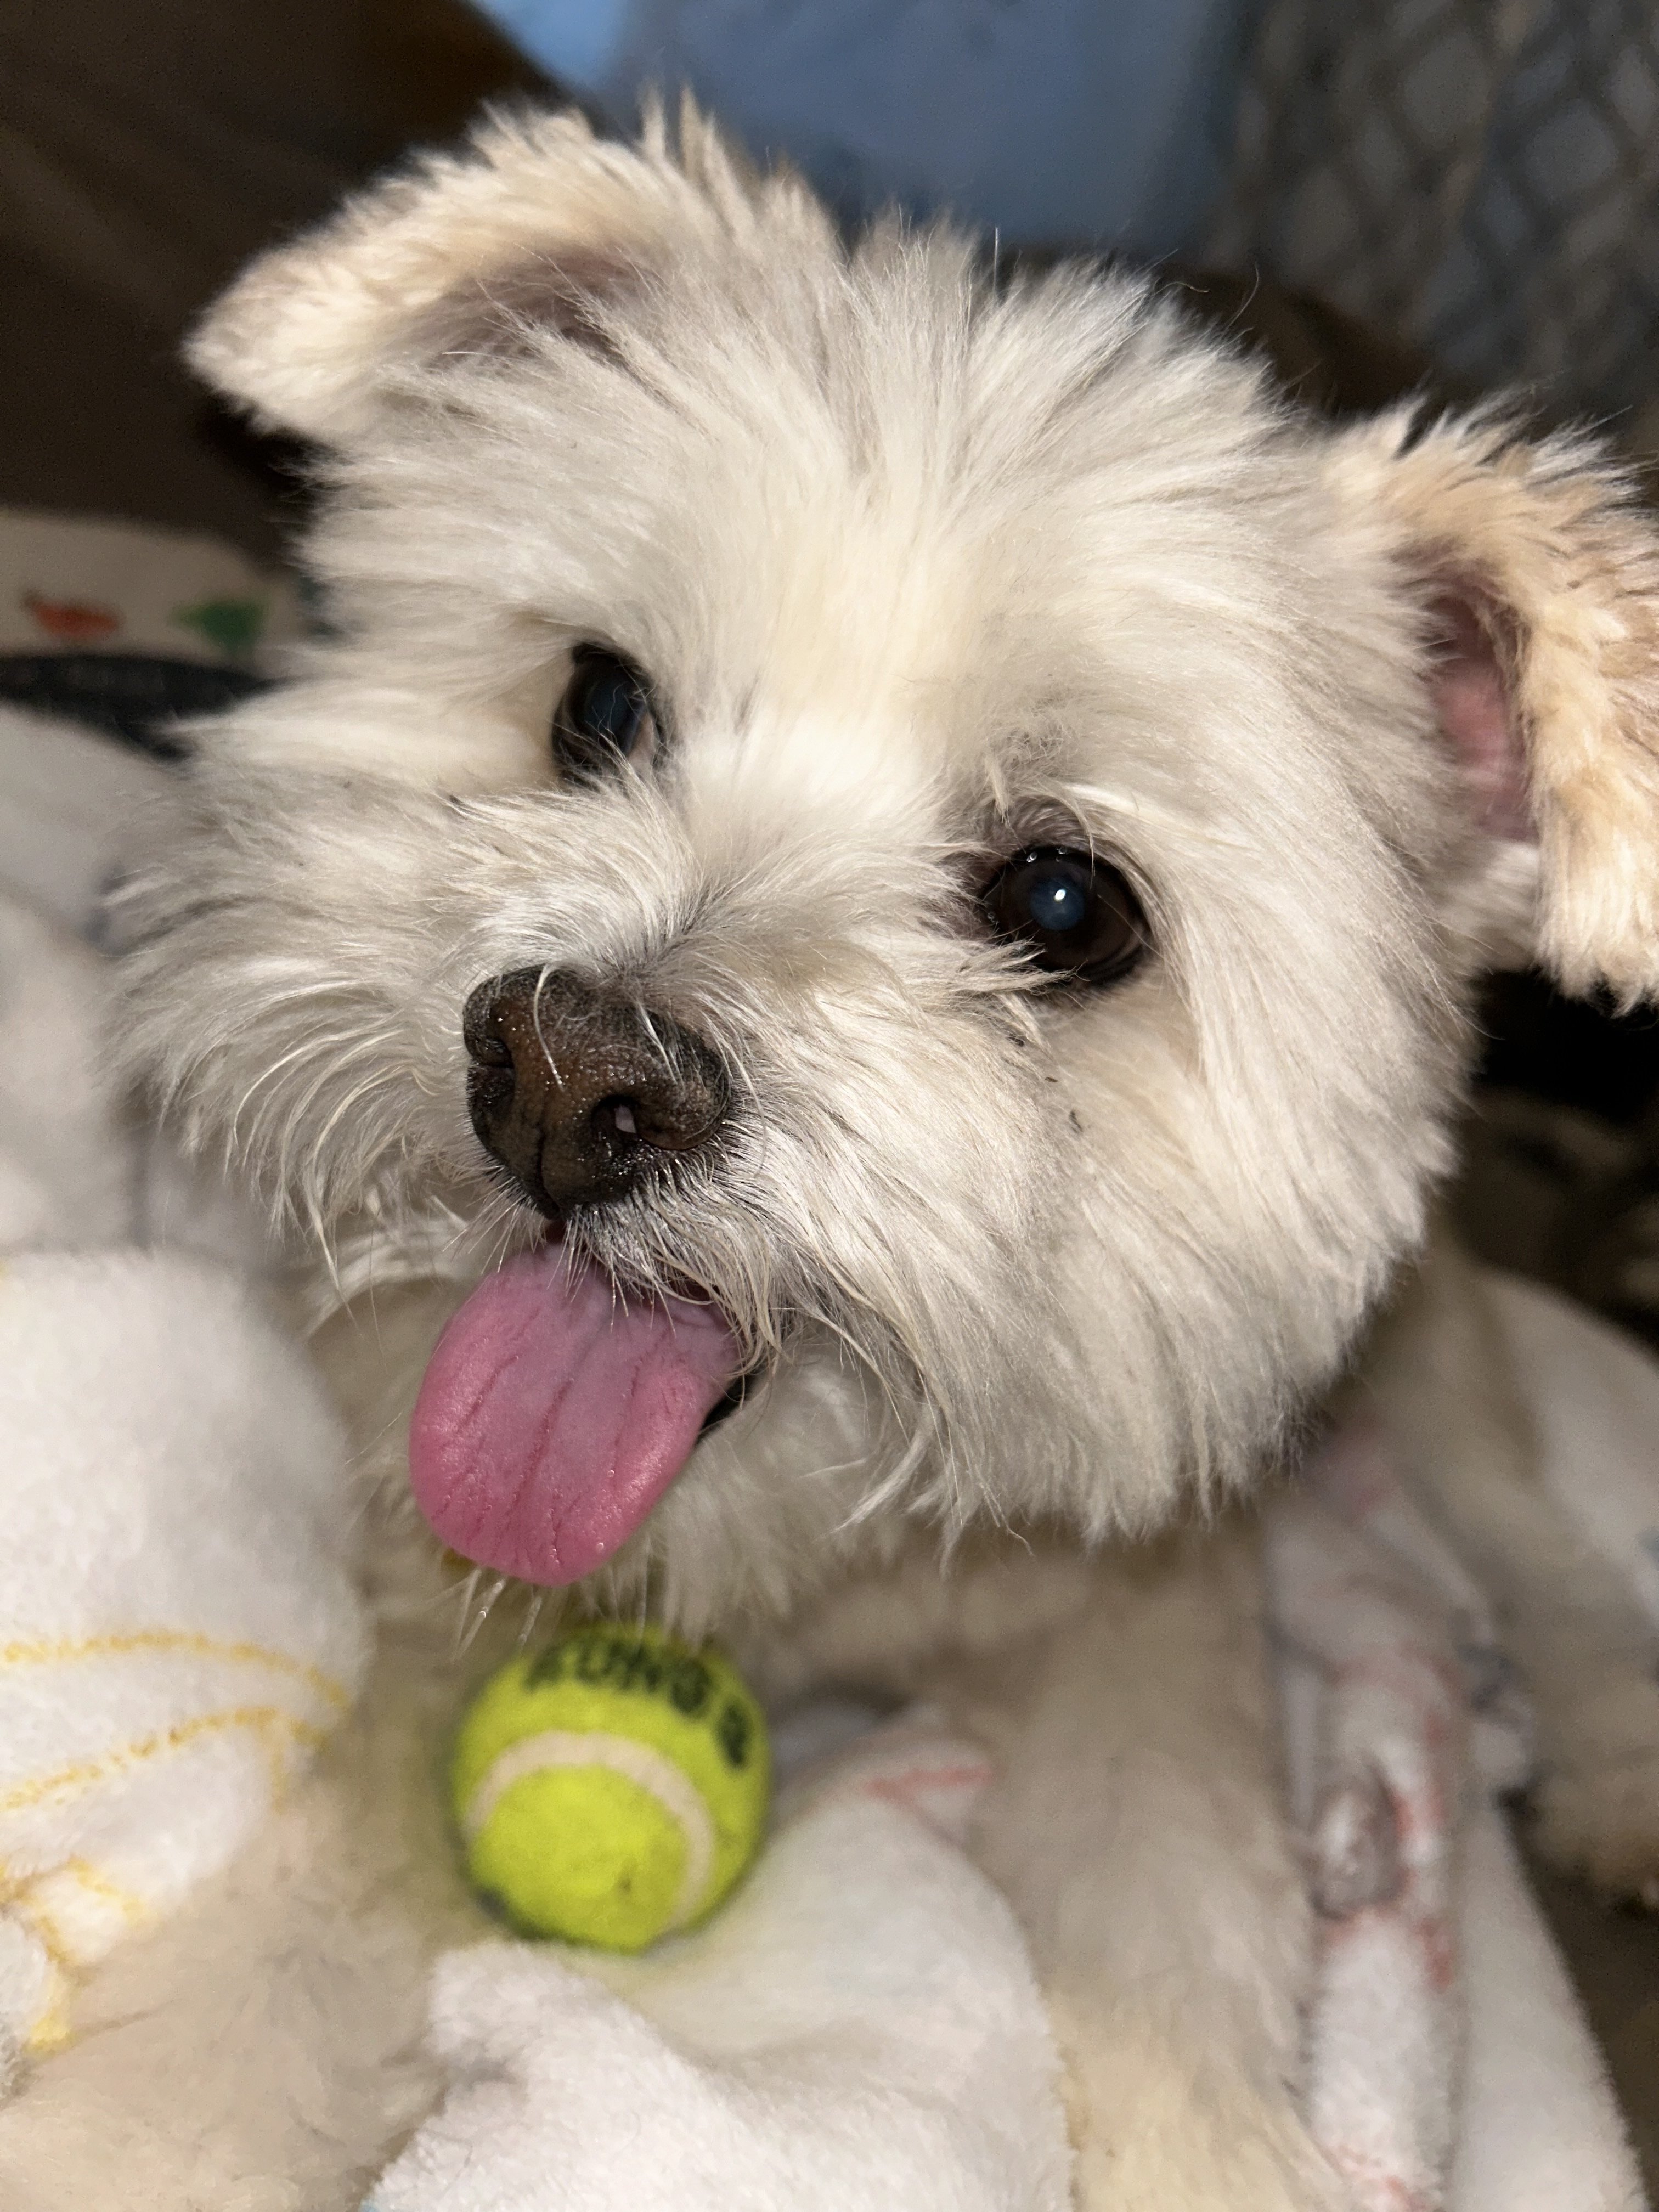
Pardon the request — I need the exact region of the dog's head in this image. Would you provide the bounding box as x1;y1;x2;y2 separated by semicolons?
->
122;105;1659;1624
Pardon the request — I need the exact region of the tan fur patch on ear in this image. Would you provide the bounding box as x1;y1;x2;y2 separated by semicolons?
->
186;100;780;445
1330;410;1659;1004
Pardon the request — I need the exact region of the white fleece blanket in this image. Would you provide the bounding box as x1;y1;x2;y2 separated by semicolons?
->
0;669;1649;2209
0;872;367;2075
368;1716;1072;2212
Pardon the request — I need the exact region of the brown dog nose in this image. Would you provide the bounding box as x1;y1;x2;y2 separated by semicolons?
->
462;969;729;1218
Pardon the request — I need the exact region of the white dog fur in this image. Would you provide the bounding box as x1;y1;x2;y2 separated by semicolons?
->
32;99;1657;2208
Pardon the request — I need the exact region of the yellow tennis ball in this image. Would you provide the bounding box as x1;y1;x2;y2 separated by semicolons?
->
451;1622;769;1953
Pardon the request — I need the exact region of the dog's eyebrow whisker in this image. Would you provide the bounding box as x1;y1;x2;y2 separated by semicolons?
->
984;750;1018;820
1056;780;1252;850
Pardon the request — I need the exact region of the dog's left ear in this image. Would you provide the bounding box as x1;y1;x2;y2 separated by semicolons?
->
1325;409;1659;1003
187;101;782;445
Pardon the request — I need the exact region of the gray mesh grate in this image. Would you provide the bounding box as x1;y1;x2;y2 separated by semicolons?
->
1209;0;1659;418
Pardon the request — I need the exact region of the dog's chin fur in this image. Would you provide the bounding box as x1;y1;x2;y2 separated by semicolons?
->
117;103;1659;1634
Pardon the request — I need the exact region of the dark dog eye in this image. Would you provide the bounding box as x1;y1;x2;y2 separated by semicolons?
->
554;648;658;775
984;847;1149;982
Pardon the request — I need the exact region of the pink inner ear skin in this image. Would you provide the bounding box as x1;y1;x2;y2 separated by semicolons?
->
1429;590;1534;843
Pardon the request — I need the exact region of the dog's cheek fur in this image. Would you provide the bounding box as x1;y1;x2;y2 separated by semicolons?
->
117;771;481;1237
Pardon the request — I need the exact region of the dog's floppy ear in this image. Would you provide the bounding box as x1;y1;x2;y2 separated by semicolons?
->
1327;410;1659;1003
187;101;768;445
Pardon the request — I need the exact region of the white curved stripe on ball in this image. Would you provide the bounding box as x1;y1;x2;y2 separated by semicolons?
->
461;1729;716;1931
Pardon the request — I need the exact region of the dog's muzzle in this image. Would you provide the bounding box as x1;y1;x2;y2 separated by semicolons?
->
462;968;729;1218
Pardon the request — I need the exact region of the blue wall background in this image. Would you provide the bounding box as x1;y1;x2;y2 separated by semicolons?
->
477;0;1254;255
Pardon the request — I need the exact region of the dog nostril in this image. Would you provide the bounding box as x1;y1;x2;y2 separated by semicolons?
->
469;1033;512;1070
592;1096;641;1144
589;1093;715;1153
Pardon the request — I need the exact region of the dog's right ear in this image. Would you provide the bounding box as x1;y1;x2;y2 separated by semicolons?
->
1324;409;1659;1004
188;102;777;445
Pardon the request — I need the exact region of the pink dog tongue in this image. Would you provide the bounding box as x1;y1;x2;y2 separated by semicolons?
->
408;1246;741;1585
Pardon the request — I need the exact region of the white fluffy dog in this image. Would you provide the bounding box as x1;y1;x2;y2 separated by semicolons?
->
86;101;1659;2208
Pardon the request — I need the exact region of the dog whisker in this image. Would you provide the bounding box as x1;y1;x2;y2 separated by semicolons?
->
529;962;563;1087
456;1573;509;1656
